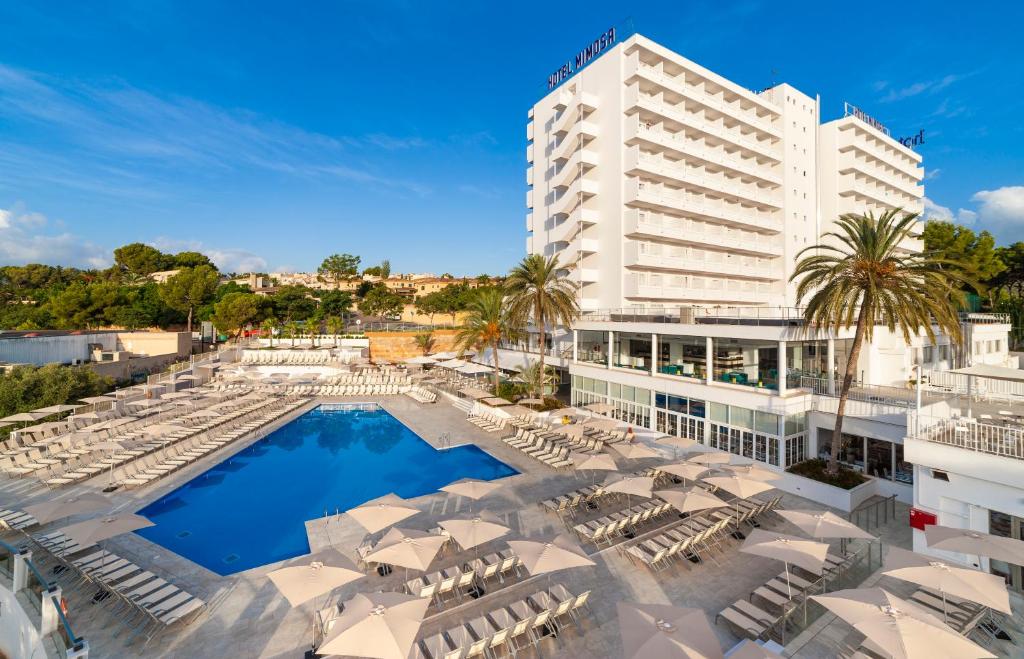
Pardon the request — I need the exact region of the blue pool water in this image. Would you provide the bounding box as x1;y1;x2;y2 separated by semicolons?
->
136;405;517;575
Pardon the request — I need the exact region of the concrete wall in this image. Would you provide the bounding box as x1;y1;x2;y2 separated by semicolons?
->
0;582;46;659
771;470;879;513
366;330;460;362
0;331;189;367
87;352;184;382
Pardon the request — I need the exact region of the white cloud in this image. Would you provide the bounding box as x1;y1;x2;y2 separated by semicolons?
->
924;168;941;181
972;186;1024;229
922;196;976;225
880;72;972;103
0;205;110;268
150;237;268;274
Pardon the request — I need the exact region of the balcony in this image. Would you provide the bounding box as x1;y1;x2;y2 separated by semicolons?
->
623;208;782;256
526;212;534;232
526;143;533;164
624;178;781;233
625;146;781;210
551;121;598;162
623;53;781;138
838;175;916;210
550;149;598;189
623;241;776;280
838;151;924;199
551;178;598;217
623;274;773;304
526;189;533;210
526;166;533;186
837;121;923;179
623;120;782;187
527;121;534;142
624;84;780;162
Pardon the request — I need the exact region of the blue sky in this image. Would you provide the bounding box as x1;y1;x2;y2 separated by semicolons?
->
0;1;1021;275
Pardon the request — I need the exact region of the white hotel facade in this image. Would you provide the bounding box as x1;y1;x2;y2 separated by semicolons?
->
513;31;1023;592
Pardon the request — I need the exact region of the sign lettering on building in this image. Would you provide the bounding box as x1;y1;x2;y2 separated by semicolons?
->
897;129;925;148
843;101;890;137
547;27;617;90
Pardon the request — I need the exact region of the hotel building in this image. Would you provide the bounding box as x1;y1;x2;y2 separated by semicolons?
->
511;32;1022;592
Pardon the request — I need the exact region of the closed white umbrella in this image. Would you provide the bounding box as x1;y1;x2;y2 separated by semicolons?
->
317;591;431;659
811;588;995;659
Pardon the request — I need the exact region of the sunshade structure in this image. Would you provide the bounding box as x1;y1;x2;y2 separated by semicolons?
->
267;549;364;607
126;399;162;409
518;397;545;406
655;487;728;516
882;547;1011;616
925;524;1024;566
58;513;154;548
728;640;782;658
429;351;459;360
584;402;615;415
657;462;711;485
34;404;83;415
439;512;510;551
811;588;995;659
560;424;586;440
609;442;660;460
317;591;431;659
363;527;448;572
438;359;468;369
776;510;876;541
617;602;724;659
404;356;437;365
0;411;47;423
502;405;536;419
457;364;492;376
458;387;491;400
686;450;731;466
574;452;619;473
346;493;420;534
24;492;112;525
78;395;115;405
740;529;828;597
481;397;512;407
602;475;655;499
587;417;621;433
439;478;504;501
703;474;774;500
657;435;699;451
507;534;595;577
719;462;780;482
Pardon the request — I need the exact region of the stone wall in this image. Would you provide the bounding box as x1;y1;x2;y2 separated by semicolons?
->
366;330;461;362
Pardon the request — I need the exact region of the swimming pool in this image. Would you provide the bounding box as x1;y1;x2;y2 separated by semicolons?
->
135;405;517;575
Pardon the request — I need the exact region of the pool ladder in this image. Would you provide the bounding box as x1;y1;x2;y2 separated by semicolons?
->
439;432;451;449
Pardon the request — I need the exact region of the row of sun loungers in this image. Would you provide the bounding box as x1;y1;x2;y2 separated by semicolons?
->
0;507;38;530
574;500;675;546
241;350;331;365
405;387;437;403
402;550;522;608
113;398;308;488
467;411;507;432
501;430;574;469
23;530;206;647
412;583;591;659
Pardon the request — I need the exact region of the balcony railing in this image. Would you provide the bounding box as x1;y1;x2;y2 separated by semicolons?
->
960;312;1011;324
909;414;1024;461
580;306;807;326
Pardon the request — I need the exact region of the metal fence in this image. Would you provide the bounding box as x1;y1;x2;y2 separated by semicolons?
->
908;414;1024;461
580;306;809;326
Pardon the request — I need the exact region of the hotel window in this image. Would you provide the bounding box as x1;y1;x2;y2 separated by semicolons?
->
785;435;807;467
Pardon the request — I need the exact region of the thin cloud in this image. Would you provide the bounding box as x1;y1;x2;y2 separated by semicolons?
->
0;205;110;268
879;72;975;103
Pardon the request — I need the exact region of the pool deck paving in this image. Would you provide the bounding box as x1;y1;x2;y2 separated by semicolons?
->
5;394;1018;658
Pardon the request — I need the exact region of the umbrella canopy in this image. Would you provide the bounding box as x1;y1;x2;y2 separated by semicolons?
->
657;462;711;482
703;475;774;501
518;397;545;406
481;397;512;407
363;527;447;571
655;488;728;515
458;387;491;400
439;513;510;551
404;356;437;365
1;412;47;423
73;411;101;420
267;549;364;607
346;493;420;534
657;436;699;450
457;364;492;376
617;602;724;659
507;534;595;577
584;402;615;415
429;351;459;360
740;529;829;575
719;462;781;482
24;492;113;525
574;452;619;472
685;451;731;466
317;591;431;659
439;478;504;500
925;525;1024;566
728;640;782;658
438;359;468;369
34;404;83;415
560;424;587;439
503;405;537;418
587;418;621;432
78;395;115;404
603;475;655;499
811;588;996;659
882;547;1011;614
58;513;154;547
776;510;876;541
609;442;660;460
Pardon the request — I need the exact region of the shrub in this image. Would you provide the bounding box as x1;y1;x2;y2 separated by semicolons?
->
787;458;867;490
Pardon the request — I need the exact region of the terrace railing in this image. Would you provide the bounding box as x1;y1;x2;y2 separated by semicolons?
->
908;414;1024;461
580;306;809;326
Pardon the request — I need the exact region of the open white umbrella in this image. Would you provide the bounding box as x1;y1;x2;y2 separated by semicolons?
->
925;524;1024;567
657;435;699;454
317;591;431;659
584;402;614;415
655;487;728;516
812;588;996;659
719;462;781;482
574;452;619;473
0;411;47;423
363;527;447;575
78;395;115;405
609;442;660;460
34;404;83;415
58;513;153;548
776;509;876;541
439;478;504;501
657;462;710;485
404;356;437;365
602;475;655;500
429;351;459;360
507;534;595;577
686;450;731;466
728;640;782;658
560;424;587;440
439;512;510;551
24;492;112;525
346;493;420;534
267;549;363;606
703;474;774;538
882;547;1011;617
741;529;828;598
617;602;724;659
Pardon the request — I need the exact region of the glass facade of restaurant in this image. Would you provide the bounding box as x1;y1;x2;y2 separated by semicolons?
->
577;330;608;366
613;332;652;371
657;335;706;381
816;428;913;484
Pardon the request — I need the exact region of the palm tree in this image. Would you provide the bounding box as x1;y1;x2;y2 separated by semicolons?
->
326;316;344;343
454;289;524;393
287;320;302;348
414;332;436;356
519;359;555;400
505;254;579;380
261;317;278;348
791;209;969;476
304;319;319;348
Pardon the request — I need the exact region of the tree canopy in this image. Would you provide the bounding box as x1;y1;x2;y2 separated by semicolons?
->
318;253;361;288
922;220;1005;292
159;265;220;332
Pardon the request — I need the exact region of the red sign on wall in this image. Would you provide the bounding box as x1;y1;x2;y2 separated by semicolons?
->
909;507;937;531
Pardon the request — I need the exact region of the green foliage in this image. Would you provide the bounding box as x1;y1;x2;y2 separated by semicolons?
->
210;292;263;339
113;242;173;277
518;359;557;398
171;251;214;269
787;459;866;490
272;285;317;322
504;253;580;377
0;364;113;424
414;332;435;355
454;288;524;392
158;265;220;331
358;285;404;318
922;220;1005;294
362;260;391;279
318;253;361;288
316;290;353;318
991;242;1024;299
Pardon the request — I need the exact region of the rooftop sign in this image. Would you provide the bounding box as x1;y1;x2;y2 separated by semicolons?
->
547;27;617;91
843;101;890;136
